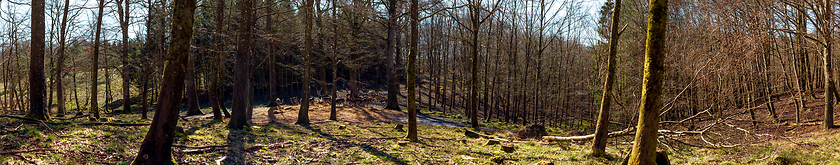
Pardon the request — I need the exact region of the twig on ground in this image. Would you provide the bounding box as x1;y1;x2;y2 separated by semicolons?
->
0;148;56;155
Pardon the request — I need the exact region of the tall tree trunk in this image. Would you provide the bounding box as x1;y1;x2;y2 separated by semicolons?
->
628;0;667;164
762;33;777;121
794;4;807;123
54;0;72;118
186;53;202;116
131;0;196;163
117;0;131;114
822;0;834;129
27;0;49;120
267;0;276;107
385;0;401;110
329;0;339;120
209;0;225;120
141;0;154;120
469;0;479;129
592;0;621;157
295;0;313;125
229;0;254;129
405;0;418;141
90;0;106;120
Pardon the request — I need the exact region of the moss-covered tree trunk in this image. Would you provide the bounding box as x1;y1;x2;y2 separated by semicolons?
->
592;0;621;157
130;0;196;163
295;0;313;125
469;0;479;129
628;0;667;164
405;0;419;141
229;0;254;129
27;0;49;120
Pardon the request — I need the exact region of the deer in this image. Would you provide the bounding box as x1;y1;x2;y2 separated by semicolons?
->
289;97;299;105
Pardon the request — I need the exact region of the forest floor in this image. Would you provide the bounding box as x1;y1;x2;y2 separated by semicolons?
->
3;90;840;164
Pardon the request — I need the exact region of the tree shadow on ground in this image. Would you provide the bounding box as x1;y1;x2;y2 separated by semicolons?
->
225;128;255;164
184;119;221;135
301;122;408;165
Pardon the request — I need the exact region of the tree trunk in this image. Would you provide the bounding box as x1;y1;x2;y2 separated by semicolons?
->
592;0;621;157
267;0;276;107
90;0;106;120
209;0;226;120
53;0;72;118
822;0;834;129
229;0;254;130
295;0;314;125
385;0;401;111
405;0;419;141
117;0;131;114
793;4;807;124
329;0;339;121
469;0;479;129
131;0;196;163
27;0;49;120
141;0;154;120
186;52;202;116
628;0;667;164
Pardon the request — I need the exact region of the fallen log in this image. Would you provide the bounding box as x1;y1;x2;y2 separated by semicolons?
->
542;127;703;142
543;127;635;141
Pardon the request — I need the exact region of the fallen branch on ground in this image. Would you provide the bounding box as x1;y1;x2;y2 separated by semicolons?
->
173;144;229;149
173;144;230;154
53;115;90;120
0;148;56;155
244;142;290;152
76;122;150;126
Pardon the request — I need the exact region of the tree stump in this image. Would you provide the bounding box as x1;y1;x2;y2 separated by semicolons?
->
500;144;515;153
